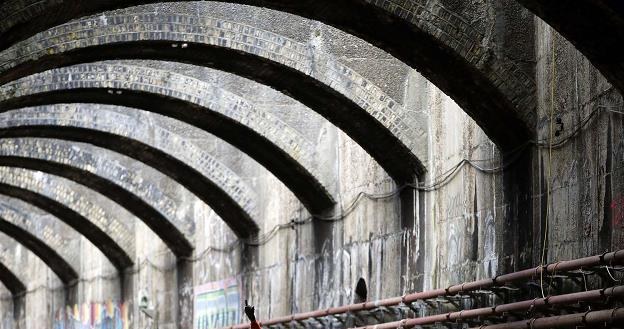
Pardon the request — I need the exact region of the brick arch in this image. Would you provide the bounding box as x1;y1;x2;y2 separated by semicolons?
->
516;0;624;94
0;12;428;183
0;166;134;270
0;196;78;284
0;62;334;216
0;1;535;153
0;138;195;257
0;104;260;239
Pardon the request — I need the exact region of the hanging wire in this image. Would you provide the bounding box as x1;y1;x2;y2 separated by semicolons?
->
179;76;624;256
604;265;623;283
540;32;557;299
128;159;624;276
186;98;624;254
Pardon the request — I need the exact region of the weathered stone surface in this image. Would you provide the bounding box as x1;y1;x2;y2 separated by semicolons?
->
0;232;62;293
534;20;624;262
0;260;24;297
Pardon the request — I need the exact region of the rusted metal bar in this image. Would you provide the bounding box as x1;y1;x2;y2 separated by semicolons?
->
350;286;624;329
468;308;624;329
219;250;623;329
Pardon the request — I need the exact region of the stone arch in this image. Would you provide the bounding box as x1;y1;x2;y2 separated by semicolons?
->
516;0;624;94
0;166;134;270
0;61;334;215
0;1;535;153
0;13;429;182
0;138;197;257
0;104;260;238
0;196;79;284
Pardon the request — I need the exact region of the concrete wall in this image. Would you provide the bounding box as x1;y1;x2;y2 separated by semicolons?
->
534;19;624;260
0;3;622;329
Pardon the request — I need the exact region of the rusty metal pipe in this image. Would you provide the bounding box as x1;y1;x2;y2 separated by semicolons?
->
219;250;623;329
495;250;624;284
468;308;624;329
408;250;623;303
350;286;624;329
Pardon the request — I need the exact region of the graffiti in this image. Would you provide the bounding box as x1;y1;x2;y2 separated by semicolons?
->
482;211;498;278
611;195;624;228
445;193;463;219
53;301;129;329
194;278;240;329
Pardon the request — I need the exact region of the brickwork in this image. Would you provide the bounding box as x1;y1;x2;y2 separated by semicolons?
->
0;61;339;214
364;0;536;123
0;12;427;167
0;61;318;179
0;1;539;148
0;166;135;258
0;105;258;220
0;138;196;240
0;0;62;33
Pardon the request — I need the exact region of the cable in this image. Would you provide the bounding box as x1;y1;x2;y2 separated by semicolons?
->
540;33;556;299
177;157;624;264
184;95;624;253
604;266;623;283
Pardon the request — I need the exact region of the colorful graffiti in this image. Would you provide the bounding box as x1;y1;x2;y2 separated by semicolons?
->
53;300;129;329
194;278;240;329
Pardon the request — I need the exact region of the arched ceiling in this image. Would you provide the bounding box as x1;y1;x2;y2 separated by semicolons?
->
0;104;260;238
0;166;135;270
3;0;617;301
0;0;536;153
0;196;79;284
0;10;429;183
0;138;195;257
0;61;335;214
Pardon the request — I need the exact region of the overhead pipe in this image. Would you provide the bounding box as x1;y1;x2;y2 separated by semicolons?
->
350;286;624;329
468;308;624;329
219;250;623;329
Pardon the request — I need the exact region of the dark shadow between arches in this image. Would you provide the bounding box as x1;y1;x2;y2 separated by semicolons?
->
516;0;624;94
0;157;194;257
0;261;25;297
1;42;426;184
0;124;258;239
0;217;78;284
0;183;133;270
0;81;335;218
0;0;533;154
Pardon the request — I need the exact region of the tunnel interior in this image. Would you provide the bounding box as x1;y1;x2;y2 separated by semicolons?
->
0;1;623;329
